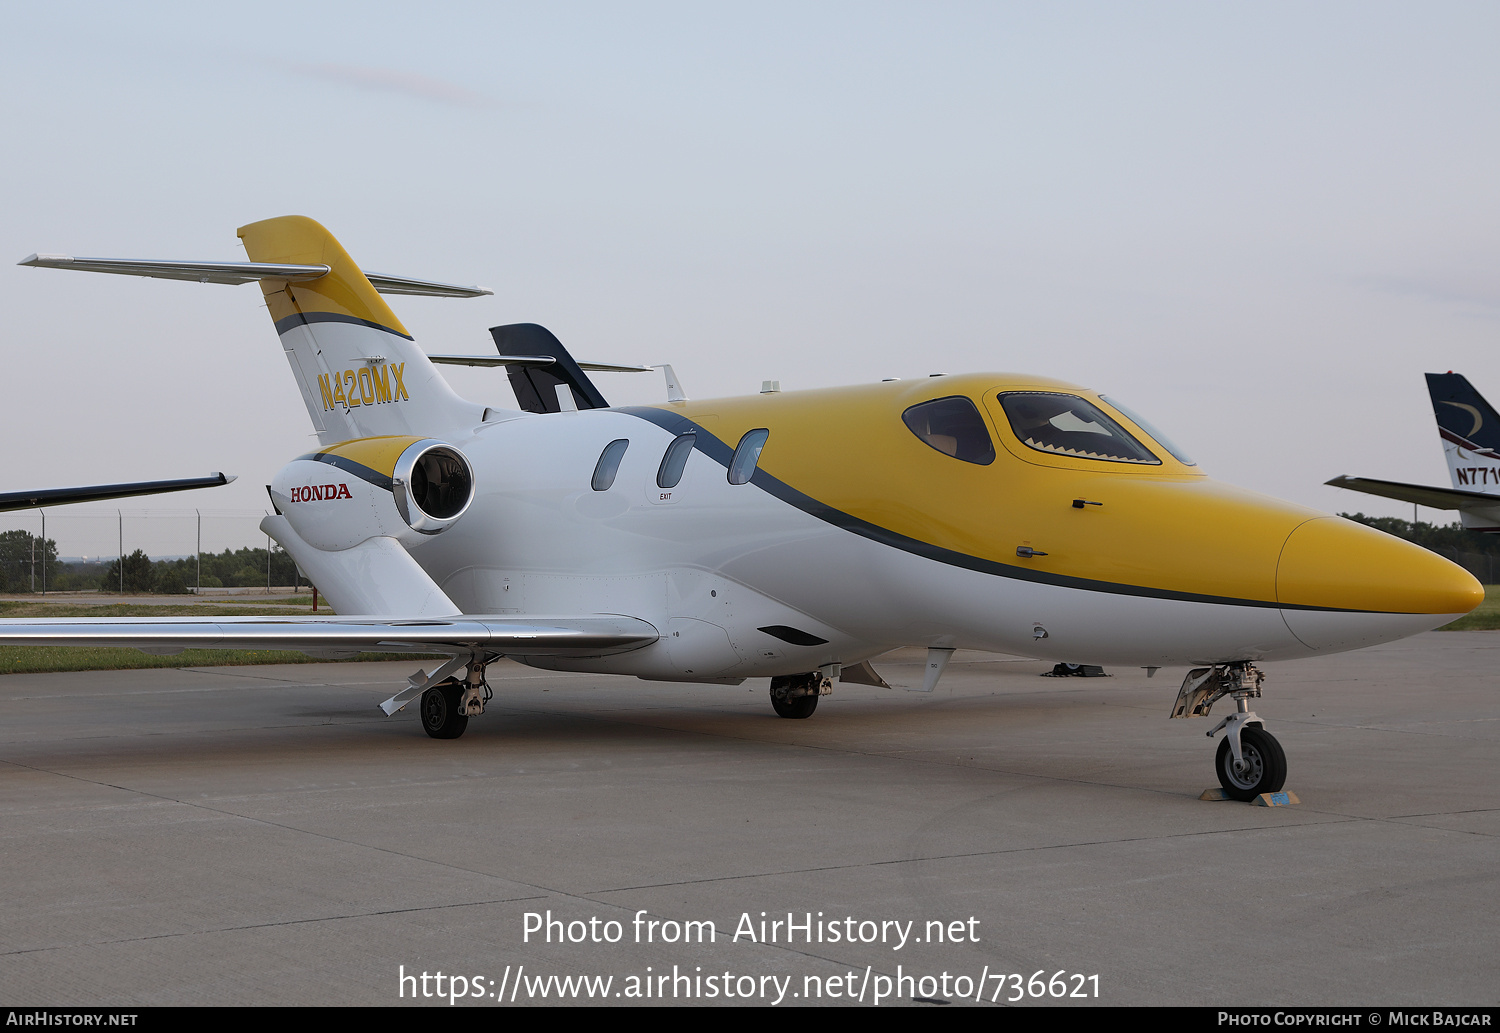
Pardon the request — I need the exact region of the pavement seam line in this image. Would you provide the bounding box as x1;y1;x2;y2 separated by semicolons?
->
0;896;549;957
582;817;1361;895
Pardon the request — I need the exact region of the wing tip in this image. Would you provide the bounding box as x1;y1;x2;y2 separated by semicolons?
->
18;253;70;268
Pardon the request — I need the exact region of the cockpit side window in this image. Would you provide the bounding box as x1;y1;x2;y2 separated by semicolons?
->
998;392;1161;465
901;396;995;465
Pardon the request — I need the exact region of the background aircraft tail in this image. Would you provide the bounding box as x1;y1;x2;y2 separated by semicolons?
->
493;322;610;412
1327;372;1500;533
1426;372;1500;493
238;216;483;444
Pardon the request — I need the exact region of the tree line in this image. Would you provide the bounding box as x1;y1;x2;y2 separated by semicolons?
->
1337;512;1500;559
0;530;300;593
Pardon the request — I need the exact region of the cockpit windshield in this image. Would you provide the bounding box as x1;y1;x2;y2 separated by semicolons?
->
998;392;1161;465
1098;395;1197;466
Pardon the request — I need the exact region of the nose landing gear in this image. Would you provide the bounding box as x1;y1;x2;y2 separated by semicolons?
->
1214;725;1286;800
1170;662;1287;801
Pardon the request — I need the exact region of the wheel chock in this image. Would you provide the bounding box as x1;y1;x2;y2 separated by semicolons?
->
1198;788;1300;805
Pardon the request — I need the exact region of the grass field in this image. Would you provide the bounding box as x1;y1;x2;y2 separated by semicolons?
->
0;601;441;675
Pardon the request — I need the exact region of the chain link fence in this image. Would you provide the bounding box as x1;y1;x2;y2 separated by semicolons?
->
0;507;299;595
1429;548;1499;587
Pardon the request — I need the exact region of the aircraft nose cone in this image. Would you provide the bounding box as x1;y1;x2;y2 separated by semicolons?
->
1277;516;1483;652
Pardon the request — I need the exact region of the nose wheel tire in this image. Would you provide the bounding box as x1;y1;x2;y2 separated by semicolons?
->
1215;726;1286;801
421;680;469;739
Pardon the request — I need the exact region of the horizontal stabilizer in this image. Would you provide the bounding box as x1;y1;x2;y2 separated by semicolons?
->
361;271;493;298
1326;475;1500;510
0;473;234;513
0;614;659;658
428;354;652;372
18;255;491;298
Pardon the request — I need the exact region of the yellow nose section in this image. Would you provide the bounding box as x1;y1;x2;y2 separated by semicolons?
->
1277;517;1484;614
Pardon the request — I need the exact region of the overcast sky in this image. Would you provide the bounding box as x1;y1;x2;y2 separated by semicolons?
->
3;1;1498;556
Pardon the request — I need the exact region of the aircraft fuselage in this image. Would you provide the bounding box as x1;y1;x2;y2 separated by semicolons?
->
385;374;1479;679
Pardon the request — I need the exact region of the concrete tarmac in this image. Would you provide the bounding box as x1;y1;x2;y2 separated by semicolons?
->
0;635;1495;1007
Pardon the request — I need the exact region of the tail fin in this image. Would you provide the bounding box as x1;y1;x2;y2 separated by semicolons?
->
238;216;482;444
1426;372;1500;492
492;323;610;413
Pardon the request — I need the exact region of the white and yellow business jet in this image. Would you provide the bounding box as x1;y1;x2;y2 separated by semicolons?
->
7;217;1482;799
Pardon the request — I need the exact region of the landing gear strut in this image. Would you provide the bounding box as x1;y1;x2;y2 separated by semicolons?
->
770;671;832;719
1170;661;1287;800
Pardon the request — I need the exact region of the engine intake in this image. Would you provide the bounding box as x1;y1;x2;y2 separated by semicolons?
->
394;442;474;532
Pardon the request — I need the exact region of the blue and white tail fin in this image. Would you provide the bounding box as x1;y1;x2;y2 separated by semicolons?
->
1327;372;1500;531
237;217;484;444
1426;372;1500;494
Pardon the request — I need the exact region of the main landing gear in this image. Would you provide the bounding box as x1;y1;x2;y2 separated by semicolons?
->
380;655;494;740
769;671;833;719
1170;661;1287;801
420;678;468;739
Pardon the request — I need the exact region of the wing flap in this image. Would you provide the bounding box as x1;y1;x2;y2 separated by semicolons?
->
0;615;658;657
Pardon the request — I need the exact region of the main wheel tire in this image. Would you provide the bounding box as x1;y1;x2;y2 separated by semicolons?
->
1215;726;1286;801
769;676;819;719
421;680;469;739
771;692;818;718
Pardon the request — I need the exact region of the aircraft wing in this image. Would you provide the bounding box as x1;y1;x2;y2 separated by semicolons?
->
1324;475;1500;510
0;473;234;513
0;614;658;657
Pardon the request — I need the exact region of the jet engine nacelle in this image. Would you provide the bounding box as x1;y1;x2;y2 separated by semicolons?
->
270;437;475;551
